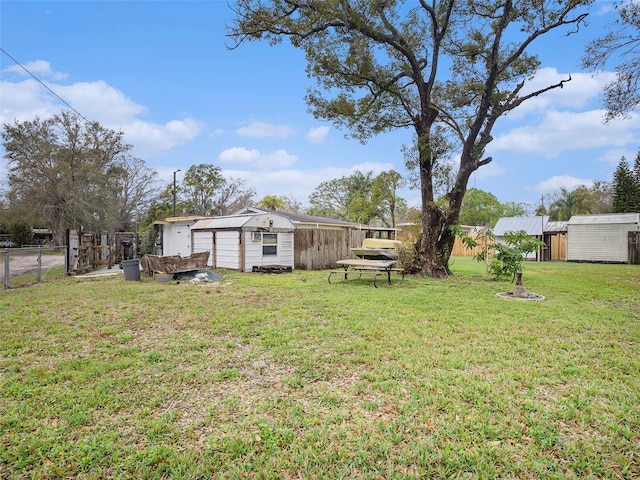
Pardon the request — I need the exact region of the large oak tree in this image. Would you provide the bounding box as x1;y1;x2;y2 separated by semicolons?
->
582;0;640;121
228;0;592;277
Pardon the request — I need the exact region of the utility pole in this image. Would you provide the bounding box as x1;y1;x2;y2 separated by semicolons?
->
540;195;546;262
173;169;181;217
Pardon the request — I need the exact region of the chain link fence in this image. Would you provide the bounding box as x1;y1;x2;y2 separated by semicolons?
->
2;246;68;290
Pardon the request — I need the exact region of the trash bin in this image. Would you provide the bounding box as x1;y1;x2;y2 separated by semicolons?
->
121;239;133;260
122;258;140;281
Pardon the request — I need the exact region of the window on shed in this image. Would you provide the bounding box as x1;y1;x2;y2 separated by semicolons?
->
262;233;277;256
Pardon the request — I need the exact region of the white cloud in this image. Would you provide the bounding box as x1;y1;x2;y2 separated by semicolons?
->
4;59;68;81
0;65;206;158
504;67;617;119
219;147;261;164
474;161;507;180
0;79;59;123
223;161;396;203
218;147;298;169
234;121;295;138
491;110;638;157
534;175;594;194
124;118;205;157
598;148;637;165
305;126;329;143
56;81;146;124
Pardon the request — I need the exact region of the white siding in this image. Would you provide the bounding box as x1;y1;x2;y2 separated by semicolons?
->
567;223;631;263
215;231;240;269
279;233;294;266
192;231;213;267
242;232;295;272
243;232;263;272
163;223;193;256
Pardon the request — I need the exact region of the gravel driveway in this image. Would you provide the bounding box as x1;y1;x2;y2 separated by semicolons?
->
2;250;66;279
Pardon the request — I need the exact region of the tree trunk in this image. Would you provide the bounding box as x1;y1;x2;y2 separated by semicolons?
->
413;126;452;278
413;131;475;278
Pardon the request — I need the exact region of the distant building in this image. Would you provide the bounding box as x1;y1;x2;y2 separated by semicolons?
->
567;213;640;263
493;216;549;260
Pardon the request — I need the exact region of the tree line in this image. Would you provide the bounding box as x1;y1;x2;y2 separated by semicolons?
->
1;0;638;275
227;0;639;277
1;110;638;248
0;111;412;246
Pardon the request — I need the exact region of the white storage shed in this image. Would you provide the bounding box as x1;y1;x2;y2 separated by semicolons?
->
493;216;549;260
191;213;295;272
566;213;640;263
153;216;208;257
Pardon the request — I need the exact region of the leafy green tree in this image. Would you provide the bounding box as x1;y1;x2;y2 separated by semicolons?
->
457;227;544;281
371;170;406;228
2;111;155;243
582;1;640;121
8;223;32;247
458;188;527;227
308;171;375;223
165;166;255;217
229;0;591;277
538;183;612;219
502;202;530;219
257;195;285;211
257;194;303;213
141;185;174;227
547;187;592;221
489;231;545;282
459;188;504;227
181;164;226;216
585;181;613;214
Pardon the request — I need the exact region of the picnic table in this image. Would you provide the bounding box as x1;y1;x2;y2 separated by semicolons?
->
328;259;404;288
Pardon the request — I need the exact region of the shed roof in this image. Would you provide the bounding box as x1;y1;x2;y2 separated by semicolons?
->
545;221;567;233
493;216;549;236
152;215;208;226
192;216;252;230
567;213;640;225
234;207;358;228
191;213;295;230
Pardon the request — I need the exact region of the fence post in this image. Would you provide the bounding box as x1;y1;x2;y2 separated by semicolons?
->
37;246;42;283
3;249;8;290
65;245;69;275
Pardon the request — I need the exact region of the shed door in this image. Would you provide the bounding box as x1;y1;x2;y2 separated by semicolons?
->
192;231;213;267
215;231;240;270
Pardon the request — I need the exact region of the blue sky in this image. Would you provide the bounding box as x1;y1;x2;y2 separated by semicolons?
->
1;0;638;212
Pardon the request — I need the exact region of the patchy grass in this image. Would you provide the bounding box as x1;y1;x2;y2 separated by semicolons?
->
1;258;639;479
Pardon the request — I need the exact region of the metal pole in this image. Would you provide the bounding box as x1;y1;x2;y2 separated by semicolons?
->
540;195;544;262
3;249;9;290
37;246;42;283
173;169;181;217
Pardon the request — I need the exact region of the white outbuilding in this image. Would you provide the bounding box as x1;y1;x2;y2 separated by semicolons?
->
566;213;640;263
190;213;295;272
492;216;549;260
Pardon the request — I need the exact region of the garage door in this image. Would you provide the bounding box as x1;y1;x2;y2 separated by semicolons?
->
215;231;240;270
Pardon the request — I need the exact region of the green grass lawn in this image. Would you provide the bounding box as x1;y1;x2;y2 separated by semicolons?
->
1;257;639;479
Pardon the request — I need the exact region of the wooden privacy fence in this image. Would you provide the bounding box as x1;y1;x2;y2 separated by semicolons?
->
630;231;640;265
294;229;367;270
549;234;567;261
397;235;488;257
450;236;486;257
